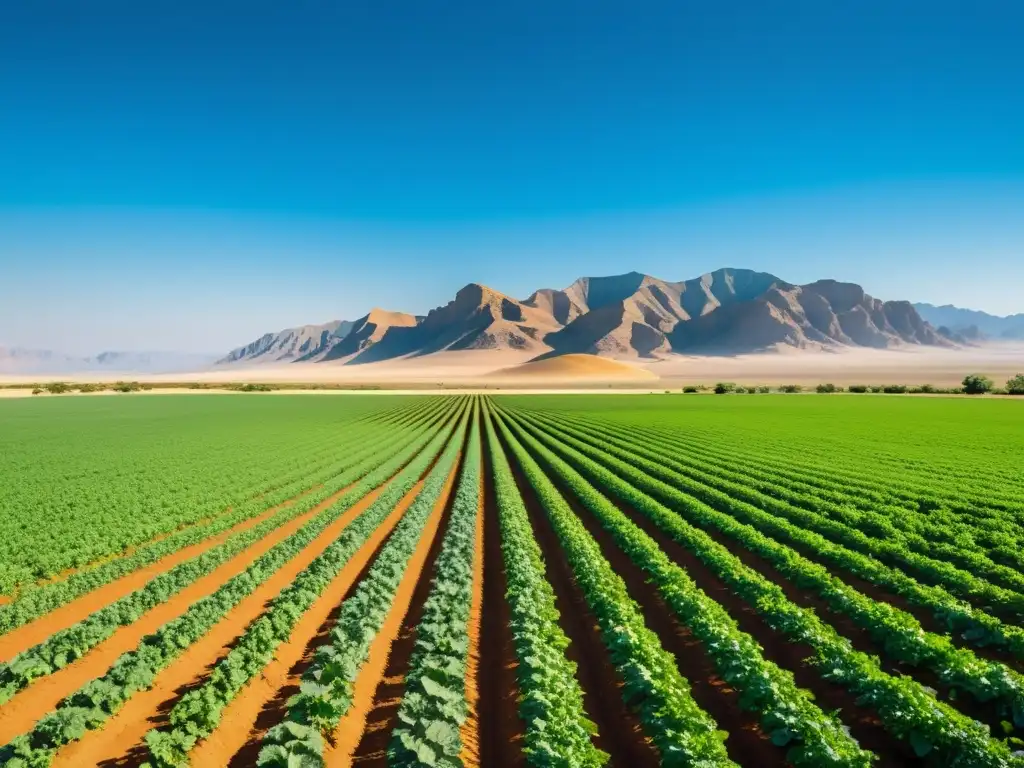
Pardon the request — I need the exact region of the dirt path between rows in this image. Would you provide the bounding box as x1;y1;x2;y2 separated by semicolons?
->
458;470;485;767
0;483;325;663
532;450;785;768
477;436;524;768
0;479;364;746
47;475;405;768
191;467;458;767
496;427;659;767
348;454;463;766
322;462;460;767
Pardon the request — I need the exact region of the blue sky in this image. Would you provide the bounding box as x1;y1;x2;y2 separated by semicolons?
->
1;1;1022;354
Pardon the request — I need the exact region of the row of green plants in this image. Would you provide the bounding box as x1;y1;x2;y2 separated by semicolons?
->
0;412;460;766
510;410;1024;730
504;409;1024;767
586;417;1024;623
0;397;453;635
492;413;738;766
480;403;606;767
498;410;873;767
633;414;1024;521
257;410;471;765
627;416;1024;552
144;405;470;767
530;411;1024;658
0;396;446;595
541;412;1024;598
388;410;482;768
0;408;449;705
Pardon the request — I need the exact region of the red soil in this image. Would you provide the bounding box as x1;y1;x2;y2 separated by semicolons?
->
189;467;458;767
322;463;458;767
0;481;362;745
477;437;525;768
0;485;322;664
46;477;400;768
458;470;485;767
496;429;660;767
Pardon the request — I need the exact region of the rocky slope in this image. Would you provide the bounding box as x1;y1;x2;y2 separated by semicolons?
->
218;268;960;365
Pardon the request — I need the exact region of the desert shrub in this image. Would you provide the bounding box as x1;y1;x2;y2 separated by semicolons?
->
113;381;142;393
779;384;802;393
45;382;71;394
757;385;770;393
1006;374;1024;395
816;383;838;394
962;374;994;395
847;385;868;393
77;383;104;393
235;383;274;392
713;382;736;395
908;384;936;394
746;387;758;394
31;388;43;395
682;386;699;393
882;384;908;394
870;385;884;393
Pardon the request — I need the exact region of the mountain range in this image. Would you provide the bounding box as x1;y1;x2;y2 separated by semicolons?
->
913;304;1024;341
0;349;218;376
218;267;963;366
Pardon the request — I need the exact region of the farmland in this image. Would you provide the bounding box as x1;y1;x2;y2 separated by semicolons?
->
0;394;1022;767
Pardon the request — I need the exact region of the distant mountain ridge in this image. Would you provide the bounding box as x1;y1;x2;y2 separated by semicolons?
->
0;348;217;376
913;303;1024;340
219;267;962;366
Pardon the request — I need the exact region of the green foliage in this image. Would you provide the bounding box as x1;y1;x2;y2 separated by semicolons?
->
848;385;869;393
260;411;470;765
816;383;838;393
1007;374;1024;395
682;386;700;393
963;374;995;395
882;384;908;394
779;384;802;393
44;382;71;394
713;382;736;394
497;398;1024;766
112;381;142;393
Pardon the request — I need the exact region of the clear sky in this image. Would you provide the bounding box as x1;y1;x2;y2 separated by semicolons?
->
1;1;1022;354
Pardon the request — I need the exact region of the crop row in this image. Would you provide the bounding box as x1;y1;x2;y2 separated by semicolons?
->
497;406;1023;767
257;405;471;765
0;396;453;638
142;402;471;767
0;397;435;593
568;415;1024;576
0;405;460;766
512;407;1024;659
492;410;737;765
389;405;482;768
480;402;604;767
495;409;873;767
0;400;452;706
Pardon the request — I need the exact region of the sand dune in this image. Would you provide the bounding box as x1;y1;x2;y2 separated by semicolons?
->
489;353;657;381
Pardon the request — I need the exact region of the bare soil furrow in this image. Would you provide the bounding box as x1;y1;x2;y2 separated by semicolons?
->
47;478;403;768
322;461;459;766
477;432;524;768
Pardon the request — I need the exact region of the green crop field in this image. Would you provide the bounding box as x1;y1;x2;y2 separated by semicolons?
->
0;393;1022;768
